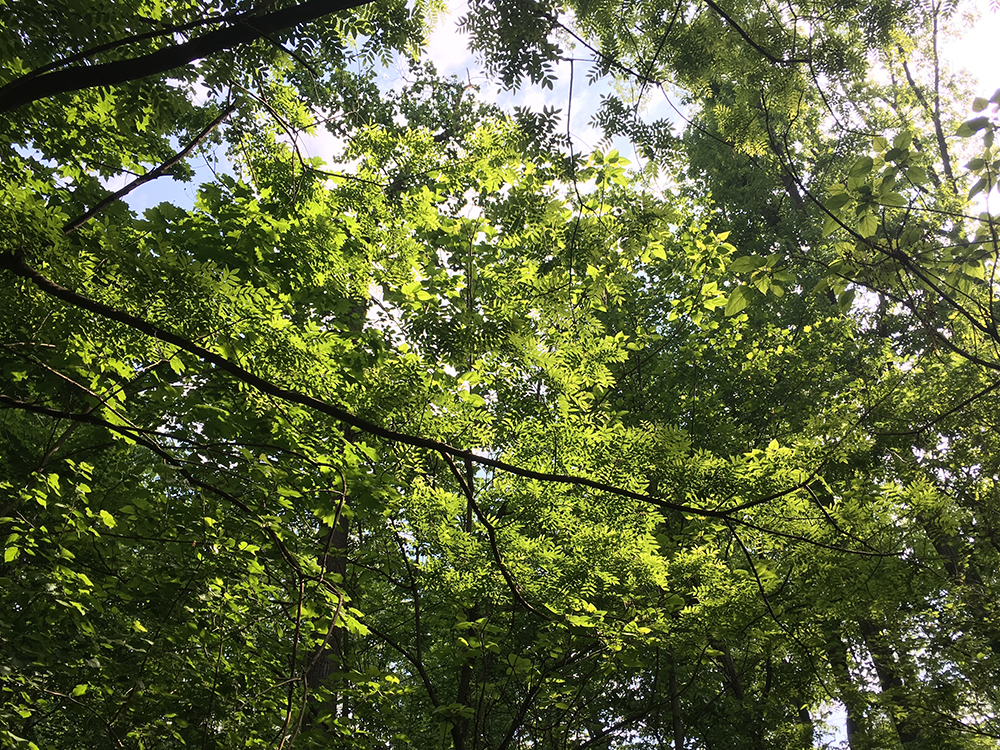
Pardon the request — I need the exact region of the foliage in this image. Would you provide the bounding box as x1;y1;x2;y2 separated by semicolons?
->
2;0;1000;749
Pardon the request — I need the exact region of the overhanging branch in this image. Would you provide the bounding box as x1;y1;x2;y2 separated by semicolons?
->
1;256;911;557
700;0;807;66
0;392;304;573
0;0;374;113
0;252;725;519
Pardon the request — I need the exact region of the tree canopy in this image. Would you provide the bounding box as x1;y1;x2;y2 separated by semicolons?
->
2;0;1000;748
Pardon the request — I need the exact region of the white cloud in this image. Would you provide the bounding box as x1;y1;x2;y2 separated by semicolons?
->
942;0;1000;93
299;126;349;165
424;0;476;77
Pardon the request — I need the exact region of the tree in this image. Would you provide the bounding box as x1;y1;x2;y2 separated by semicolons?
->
2;0;999;748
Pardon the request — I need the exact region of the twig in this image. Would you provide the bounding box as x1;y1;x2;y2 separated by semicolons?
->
63;102;237;234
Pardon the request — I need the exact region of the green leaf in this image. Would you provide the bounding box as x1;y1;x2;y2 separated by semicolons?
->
857;213;878;238
99;509;116;528
972;97;990;113
823;214;842;237
956;117;990;137
885;147;908;163
970;178;988;199
825;192;852;211
901;226;923;246
906;166;928;184
849;156;874;177
962;262;985;280
728;256;765;274
724;285;752;317
879;192;907;207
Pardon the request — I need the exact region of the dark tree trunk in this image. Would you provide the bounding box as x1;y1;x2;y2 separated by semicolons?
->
859;619;921;747
825;626;873;750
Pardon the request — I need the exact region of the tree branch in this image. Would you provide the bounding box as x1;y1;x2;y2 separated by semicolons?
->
0;392;304;574
0;253;733;520
0;0;374;113
898;52;953;181
700;0;807;66
13;9;253;85
63;102;237;234
441;451;549;619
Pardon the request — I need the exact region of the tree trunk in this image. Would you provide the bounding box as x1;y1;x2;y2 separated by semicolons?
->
825;626;874;750
306;514;350;725
859;619;921;747
305;298;365;730
669;654;685;750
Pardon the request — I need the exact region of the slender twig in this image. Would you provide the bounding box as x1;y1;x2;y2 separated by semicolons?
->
441;451;550;619
63;101;237;234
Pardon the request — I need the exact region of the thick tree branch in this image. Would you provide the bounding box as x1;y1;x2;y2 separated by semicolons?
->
899;53;953;181
700;0;806;66
2;256;919;559
0;0;374;113
14;9;250;84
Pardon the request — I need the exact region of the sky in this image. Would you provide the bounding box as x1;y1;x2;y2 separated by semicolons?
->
308;0;1000;164
298;0;668;168
942;0;1000;99
124;0;1000;216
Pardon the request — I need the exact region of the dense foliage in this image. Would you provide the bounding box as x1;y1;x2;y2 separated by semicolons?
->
2;0;1000;748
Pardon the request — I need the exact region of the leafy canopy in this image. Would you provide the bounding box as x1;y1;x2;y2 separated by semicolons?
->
2;0;1000;748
